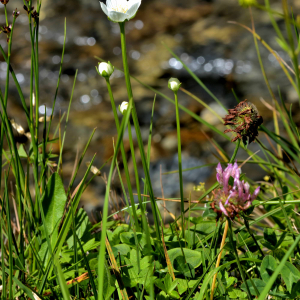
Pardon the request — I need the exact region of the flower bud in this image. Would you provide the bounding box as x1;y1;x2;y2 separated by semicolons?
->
168;78;181;92
238;0;257;7
119;101;129;115
98;62;114;78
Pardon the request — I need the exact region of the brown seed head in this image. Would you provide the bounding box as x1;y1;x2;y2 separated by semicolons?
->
0;0;9;5
223;100;263;145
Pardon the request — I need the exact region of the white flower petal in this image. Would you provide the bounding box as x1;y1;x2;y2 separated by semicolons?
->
100;2;109;16
126;0;141;19
107;10;128;22
106;0;113;9
115;0;124;6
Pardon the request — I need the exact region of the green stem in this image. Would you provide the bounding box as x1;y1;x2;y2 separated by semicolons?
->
105;77;140;231
4;5;8;26
98;104;132;300
174;91;185;237
119;21;161;240
228;218;252;300
229;139;240;163
244;217;264;257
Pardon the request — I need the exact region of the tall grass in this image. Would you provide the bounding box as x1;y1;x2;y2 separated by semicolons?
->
1;0;300;299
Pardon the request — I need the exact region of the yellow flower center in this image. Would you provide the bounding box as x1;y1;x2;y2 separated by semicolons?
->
112;4;129;13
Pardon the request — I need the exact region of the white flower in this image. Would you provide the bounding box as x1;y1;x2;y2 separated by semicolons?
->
100;0;141;23
98;62;114;78
168;77;181;92
119;101;129;114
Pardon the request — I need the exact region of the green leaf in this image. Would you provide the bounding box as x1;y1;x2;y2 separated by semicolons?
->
185;221;216;247
241;278;266;296
290;281;300;299
137;268;157;293
260;255;278;283
102;260;116;300
66;208;92;249
111;244;131;257
120;232;147;249
124;257;139;287
202;208;217;219
38;173;67;265
18;144;28;158
224;271;237;288
167;248;202;272
157;291;169;300
281;261;300;293
140;255;152;270
174;256;195;278
164;274;178;294
177;279;188;295
263;228;277;246
228;288;247;299
155;279;167;293
108;225;127;246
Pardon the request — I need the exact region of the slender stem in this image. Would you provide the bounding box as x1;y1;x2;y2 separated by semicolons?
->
210;220;229;300
229;139;240;163
105;77;141;231
244;217;264;257
4;5;8;26
228;218;252;300
119;21;161;240
128;121;144;217
174;91;185;237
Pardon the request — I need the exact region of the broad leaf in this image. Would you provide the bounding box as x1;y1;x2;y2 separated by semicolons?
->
38;173;67;265
241;278;266;296
281;261;300;293
260;255;278;283
167;248;202;272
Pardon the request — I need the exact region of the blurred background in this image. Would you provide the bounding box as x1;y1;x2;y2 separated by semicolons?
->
2;0;300;219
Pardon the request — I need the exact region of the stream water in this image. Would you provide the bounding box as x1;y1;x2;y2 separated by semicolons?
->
1;0;298;217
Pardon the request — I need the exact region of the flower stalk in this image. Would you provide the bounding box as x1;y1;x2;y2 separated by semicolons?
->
210;140;240;299
119;21;161;240
228;218;252;300
104;77;141;231
173;89;185;237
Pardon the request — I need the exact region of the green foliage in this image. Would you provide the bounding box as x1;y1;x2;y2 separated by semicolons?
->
2;0;300;299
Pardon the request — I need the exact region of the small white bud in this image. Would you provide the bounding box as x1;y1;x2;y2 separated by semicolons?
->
98;62;114;78
168;77;181;92
119;101;129;115
11;119;25;135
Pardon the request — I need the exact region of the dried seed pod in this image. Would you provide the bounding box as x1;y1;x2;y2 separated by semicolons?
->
10;119;25;135
223;100;263;145
86;162;101;176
